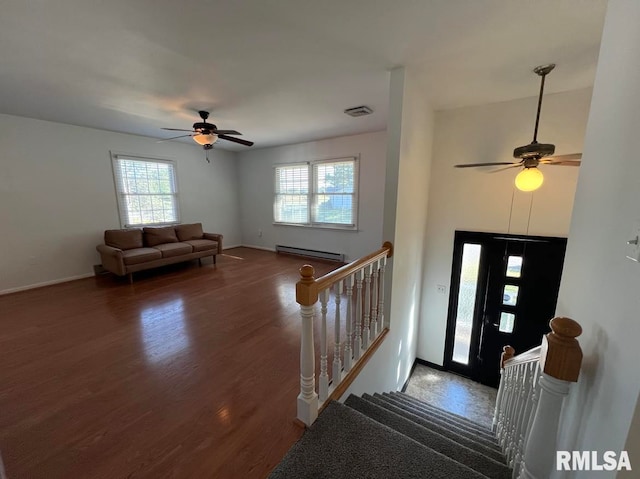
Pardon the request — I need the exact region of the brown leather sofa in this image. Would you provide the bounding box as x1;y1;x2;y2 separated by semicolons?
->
96;223;222;282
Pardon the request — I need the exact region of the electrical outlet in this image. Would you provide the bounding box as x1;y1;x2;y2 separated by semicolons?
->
258;229;263;237
436;284;447;295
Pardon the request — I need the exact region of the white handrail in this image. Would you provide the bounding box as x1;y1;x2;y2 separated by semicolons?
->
295;242;393;426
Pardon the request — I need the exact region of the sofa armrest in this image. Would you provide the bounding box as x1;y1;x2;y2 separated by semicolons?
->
96;244;126;276
203;233;223;254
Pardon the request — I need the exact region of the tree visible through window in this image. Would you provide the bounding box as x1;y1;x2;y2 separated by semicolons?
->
112;155;180;227
274;157;358;228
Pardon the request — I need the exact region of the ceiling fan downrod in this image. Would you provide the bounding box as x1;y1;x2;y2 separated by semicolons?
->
531;64;555;144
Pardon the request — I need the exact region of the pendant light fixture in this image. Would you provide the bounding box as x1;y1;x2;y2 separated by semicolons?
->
192;133;218;146
515;166;544;192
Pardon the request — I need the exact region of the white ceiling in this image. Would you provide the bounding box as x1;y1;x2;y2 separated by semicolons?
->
0;1;607;150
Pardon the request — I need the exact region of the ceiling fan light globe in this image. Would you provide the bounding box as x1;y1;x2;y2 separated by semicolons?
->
515;167;544;192
193;133;218;146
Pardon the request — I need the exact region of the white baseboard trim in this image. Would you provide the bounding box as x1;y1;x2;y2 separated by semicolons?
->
241;244;276;252
1;247;276;295
0;272;95;296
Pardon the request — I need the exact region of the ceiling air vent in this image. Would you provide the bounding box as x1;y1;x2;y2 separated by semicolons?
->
344;105;373;117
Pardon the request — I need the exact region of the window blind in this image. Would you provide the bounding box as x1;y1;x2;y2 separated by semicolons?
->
112;155;180;228
274;164;309;224
273;157;358;228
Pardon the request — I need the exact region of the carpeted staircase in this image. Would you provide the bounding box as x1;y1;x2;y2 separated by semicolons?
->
270;392;511;479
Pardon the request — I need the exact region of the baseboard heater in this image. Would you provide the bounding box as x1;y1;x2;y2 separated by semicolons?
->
275;245;345;262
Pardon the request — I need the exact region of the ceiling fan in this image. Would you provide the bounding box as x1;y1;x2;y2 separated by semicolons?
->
454;64;582;191
160;110;254;162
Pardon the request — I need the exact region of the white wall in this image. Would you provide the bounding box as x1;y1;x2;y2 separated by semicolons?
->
236;131;387;262
418;88;592;364
0;113;241;293
344;67;435;396
552;0;640;476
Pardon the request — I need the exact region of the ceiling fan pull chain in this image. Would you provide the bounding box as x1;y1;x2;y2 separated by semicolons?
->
526;192;534;236
507;186;516;234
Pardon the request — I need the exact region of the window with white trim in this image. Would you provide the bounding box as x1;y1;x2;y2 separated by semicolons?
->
274;157;358;228
111;155;180;228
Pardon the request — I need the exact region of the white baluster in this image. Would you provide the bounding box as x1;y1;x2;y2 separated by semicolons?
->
344;274;354;371
519;365;541;477
517;365;532;440
494;369;506;431
513;363;534;478
507;366;523;460
332;281;343;384
494;346;515;431
370;261;379;338
362;264;372;348
378;256;386;330
507;364;527;467
318;289;330;402
510;366;523;464
354;269;363;360
501;367;513;449
501;367;516;448
523;363;541;451
497;367;508;438
497;368;513;445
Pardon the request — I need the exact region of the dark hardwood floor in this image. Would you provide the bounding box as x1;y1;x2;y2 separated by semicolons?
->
0;248;340;479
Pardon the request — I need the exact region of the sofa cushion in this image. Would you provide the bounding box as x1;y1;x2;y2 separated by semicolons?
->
185;239;218;252
122;248;162;265
175;223;204;242
104;229;143;250
143;226;179;247
152;242;193;258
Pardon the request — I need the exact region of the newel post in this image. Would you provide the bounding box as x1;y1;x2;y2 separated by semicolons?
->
520;317;583;479
296;265;319;426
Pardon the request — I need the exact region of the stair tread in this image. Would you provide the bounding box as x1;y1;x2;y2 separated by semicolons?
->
391;392;493;432
386;392;495;436
345;395;511;479
383;393;494;438
363;394;506;464
269;401;490;479
373;394;500;447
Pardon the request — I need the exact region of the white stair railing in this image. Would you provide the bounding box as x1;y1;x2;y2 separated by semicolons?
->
493;317;583;479
296;242;393;426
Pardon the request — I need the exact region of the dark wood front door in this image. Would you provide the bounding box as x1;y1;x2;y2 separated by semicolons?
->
443;231;567;387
